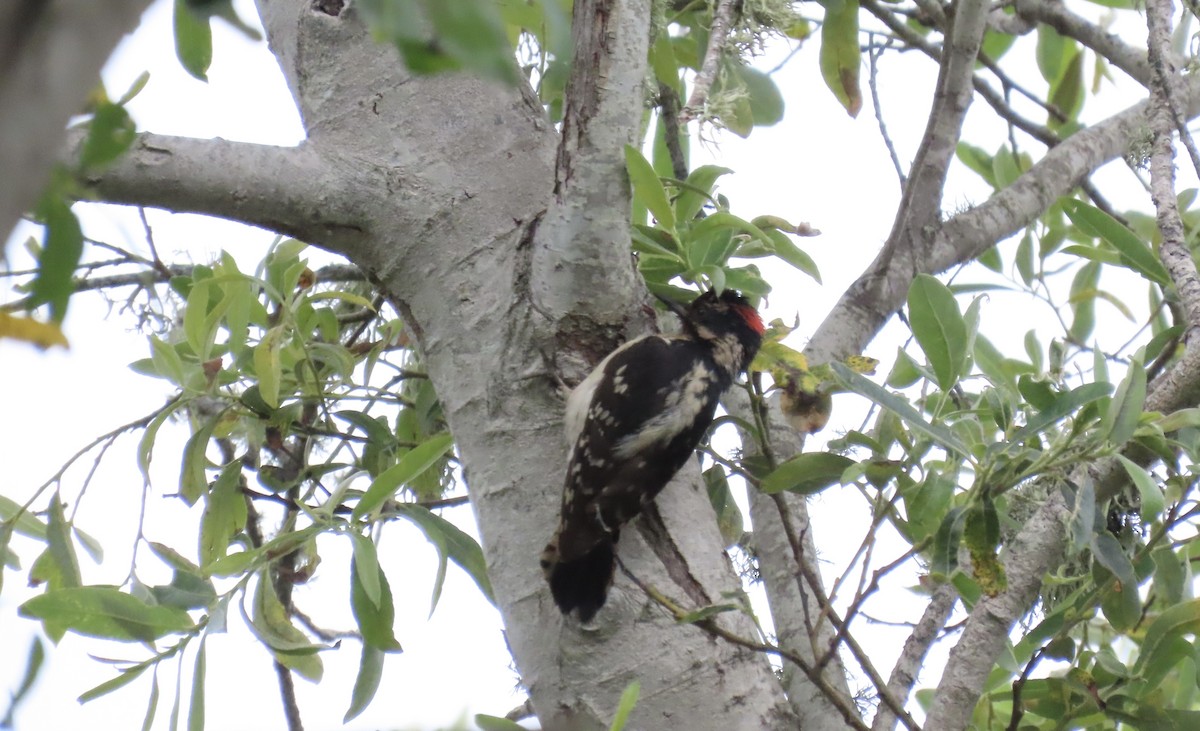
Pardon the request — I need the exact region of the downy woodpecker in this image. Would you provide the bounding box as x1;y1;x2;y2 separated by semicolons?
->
540;290;765;621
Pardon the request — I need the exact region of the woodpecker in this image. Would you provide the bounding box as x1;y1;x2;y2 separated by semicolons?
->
540;289;765;621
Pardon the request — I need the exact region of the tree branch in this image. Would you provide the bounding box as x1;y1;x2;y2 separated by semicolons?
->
1014;0;1152;86
532;0;652;326
881;0;989;257
680;0;738;123
1147;0;1200;337
71;131;367;249
871;583;958;731
1;0;153;240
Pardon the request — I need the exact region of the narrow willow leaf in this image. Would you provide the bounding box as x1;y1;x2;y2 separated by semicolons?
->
1135;599;1200;679
1117;456;1165;523
253;326;285;409
349;555;403;652
930;507;968;578
1067;478;1095;554
1102;357;1147;445
759;452;854;495
78;663;150;703
609;680;641;731
1063;199;1170;286
833;363;972;460
199;462;247;566
19;587;193;642
187;638;206;731
343;645;385;722
46;497;81;588
180;417;218;506
352;433;455;520
396;505;495;607
349;532;382;608
141;671;160;731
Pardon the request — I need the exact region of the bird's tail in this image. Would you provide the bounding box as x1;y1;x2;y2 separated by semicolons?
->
540;532;616;622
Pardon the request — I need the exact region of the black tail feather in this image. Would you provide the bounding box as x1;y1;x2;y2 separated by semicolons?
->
547;539;615;622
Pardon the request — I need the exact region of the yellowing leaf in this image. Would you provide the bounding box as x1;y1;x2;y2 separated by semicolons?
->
0;312;69;349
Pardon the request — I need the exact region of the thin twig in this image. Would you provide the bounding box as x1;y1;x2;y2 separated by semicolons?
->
616;561;873;731
868;34;907;188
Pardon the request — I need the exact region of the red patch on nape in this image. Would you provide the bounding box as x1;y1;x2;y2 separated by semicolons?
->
734;304;765;335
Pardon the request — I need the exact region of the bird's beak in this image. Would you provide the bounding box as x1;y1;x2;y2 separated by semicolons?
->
654;292;690;321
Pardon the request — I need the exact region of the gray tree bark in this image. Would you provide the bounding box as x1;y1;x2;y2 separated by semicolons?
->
8;1;1200;730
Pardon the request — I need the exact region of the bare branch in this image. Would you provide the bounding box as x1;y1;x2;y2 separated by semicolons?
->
1014;0;1152;86
883;0;989;250
69;131;368;250
680;0;739;123
871;583;958;731
1147;0;1200;336
0;0;153;239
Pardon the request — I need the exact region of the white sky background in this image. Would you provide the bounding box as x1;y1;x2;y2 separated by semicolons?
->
0;0;1182;729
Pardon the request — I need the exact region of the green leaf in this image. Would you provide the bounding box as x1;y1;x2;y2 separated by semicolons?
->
625;145;675;231
173;0;213;81
396;505;495;607
1091;532;1136;589
78;662;151;704
1067;261;1100;342
249;573;324;681
1008;382;1111;445
138;400;183;484
759;452;854;495
1135;600;1200;679
199;462;247;566
1048;49;1084;130
344;645;385;722
352;433;455;520
150;571;217;611
703;467;743;547
732;64;784;127
474;714;527;731
349;554;403;652
180;416;219;506
30;194;84;323
1066;477;1095;554
253;326;285;409
349;532;382;608
1102;357;1147;445
2;637;45;723
674;166;732;223
80;103;137;170
819;0;862;116
19;587;193;642
421;0;519;84
188;638;206;731
46;497;81;589
1117;456;1165;523
1062;200;1170;286
609;680;641;731
907;274;967;390
833;364;973;460
930;507;968;578
0;494;47;540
